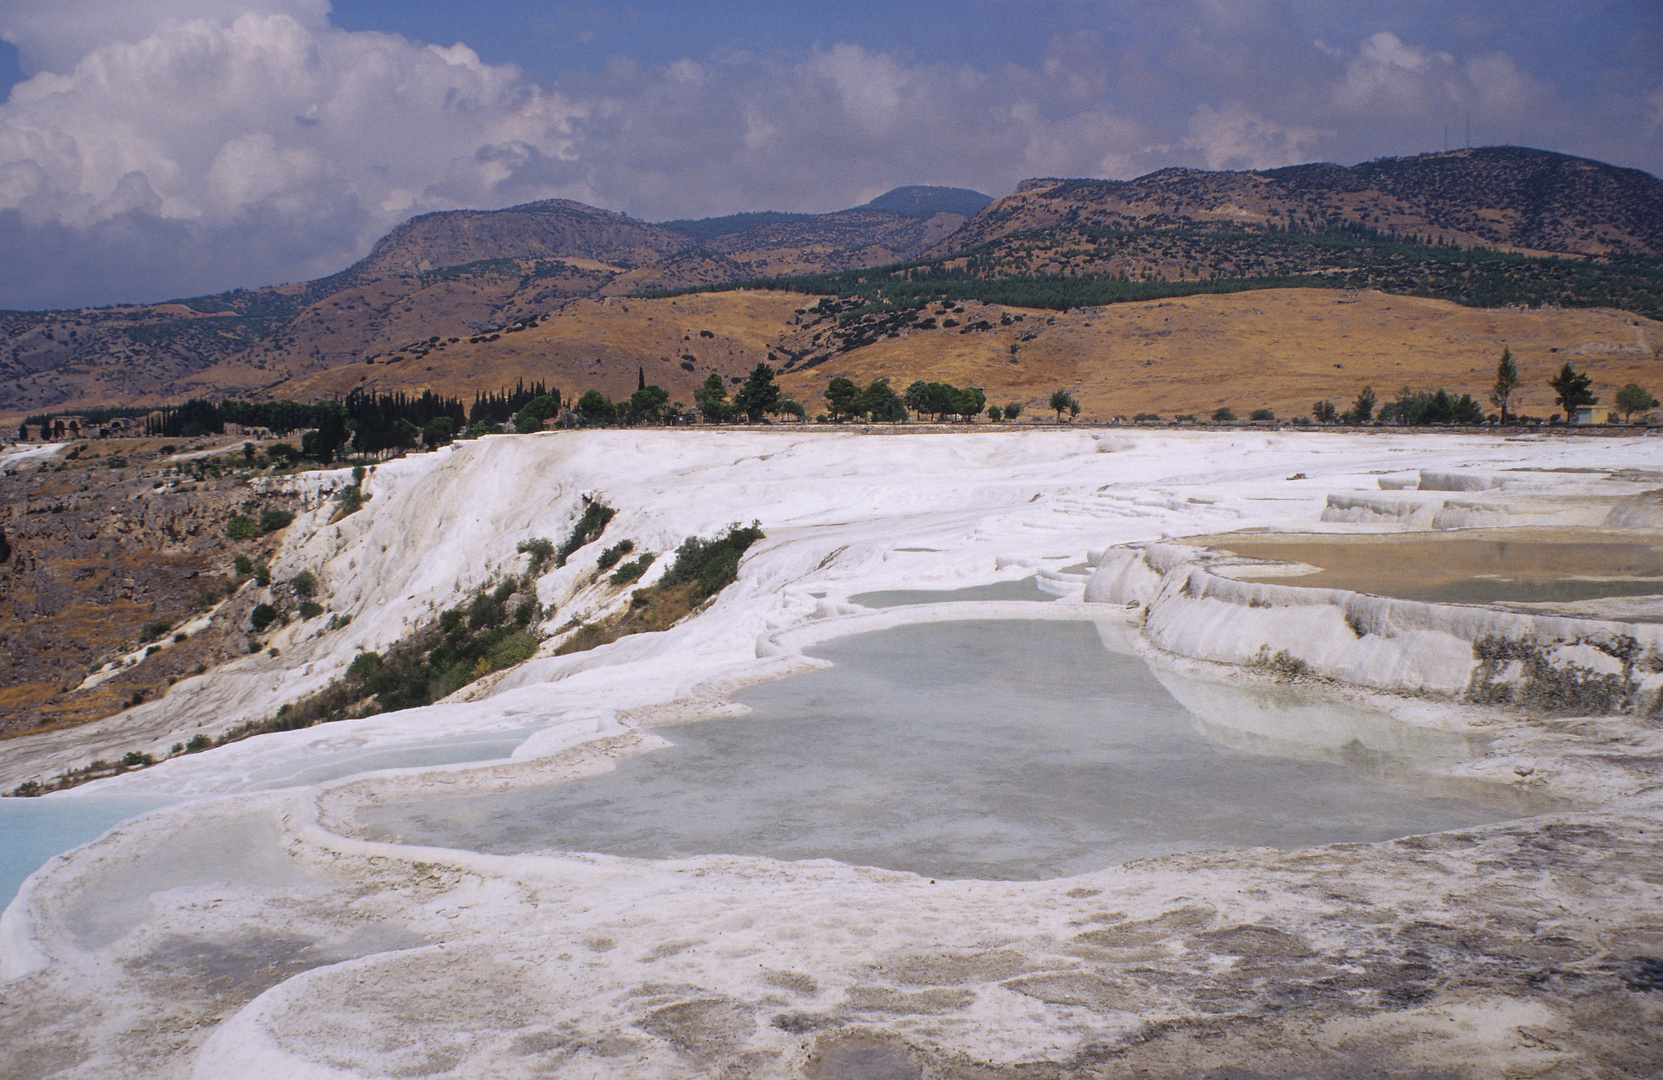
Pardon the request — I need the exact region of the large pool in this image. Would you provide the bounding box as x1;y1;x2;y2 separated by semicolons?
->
351;620;1538;880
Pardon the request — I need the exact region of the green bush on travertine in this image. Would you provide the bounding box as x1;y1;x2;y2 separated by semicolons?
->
291;569;318;598
557;501;615;566
259;509;295;533
233;554;253;576
597;539;635;570
139;620;172;643
514;597;541;626
658;521;765;602
517;537;556;574
609;553;654;586
299;601;324;620
345;651;382;680
250;603;278;631
226;515;258;540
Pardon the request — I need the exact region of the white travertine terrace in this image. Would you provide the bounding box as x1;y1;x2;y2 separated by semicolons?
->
3;428;1661;1078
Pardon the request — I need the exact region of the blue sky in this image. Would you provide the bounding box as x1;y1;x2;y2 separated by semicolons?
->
0;0;1657;308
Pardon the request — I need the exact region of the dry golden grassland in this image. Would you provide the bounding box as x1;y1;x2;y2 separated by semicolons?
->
47;286;1659;425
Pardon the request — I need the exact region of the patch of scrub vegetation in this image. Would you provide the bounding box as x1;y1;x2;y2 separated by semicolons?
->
10;540;553;796
557;499;616;566
555;521;764;656
640;223;1663;321
1467;633;1661;715
1249;645;1314;682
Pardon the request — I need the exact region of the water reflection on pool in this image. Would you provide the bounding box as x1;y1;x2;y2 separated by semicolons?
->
849;576;1053;607
353;621;1538;880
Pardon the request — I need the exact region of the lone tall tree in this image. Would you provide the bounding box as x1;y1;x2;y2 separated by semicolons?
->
694;372;731;423
1352;385;1377;424
1050;389;1079;421
1548;363;1596;416
1490;347;1519;424
733;363;780;422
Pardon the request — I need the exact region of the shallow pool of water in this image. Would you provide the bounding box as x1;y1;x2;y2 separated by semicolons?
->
849;577;1053;607
0;730;532;913
353;621;1535;880
0;795;177;911
1200;531;1663;606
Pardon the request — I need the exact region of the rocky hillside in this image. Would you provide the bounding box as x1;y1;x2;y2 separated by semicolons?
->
0;438;308;736
941;147;1663;258
0;186;991;417
4;151;1660;419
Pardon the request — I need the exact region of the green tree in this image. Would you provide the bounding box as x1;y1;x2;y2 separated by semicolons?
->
1049;389;1078;421
513;394;559;433
953;386;987;422
1352;385;1377;424
1312;400;1337;423
733;363;780;422
987;404;1003;422
575;389;616;426
290;569;318;598
629;384;670;425
1489;347;1519;425
1615;383;1659;422
859;379;907;422
779;399;806;421
903;380;932;420
392;418;421;452
226;515;258;541
1548;363;1596;416
1211;406;1237;423
422;416;457;447
1003;401;1023;421
823;377;860;421
694;372;732;423
302;400;348;463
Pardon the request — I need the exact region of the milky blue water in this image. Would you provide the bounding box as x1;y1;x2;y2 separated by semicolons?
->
0;731;532;913
0;795;177;911
849;576;1052;606
354;620;1533;880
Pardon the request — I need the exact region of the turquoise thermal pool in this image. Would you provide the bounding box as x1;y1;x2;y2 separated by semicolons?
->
351;620;1541;881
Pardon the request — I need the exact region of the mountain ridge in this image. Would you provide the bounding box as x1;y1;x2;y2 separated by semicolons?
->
3;147;1658;418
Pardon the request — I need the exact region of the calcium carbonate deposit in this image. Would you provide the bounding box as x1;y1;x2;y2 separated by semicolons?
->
3;428;1661;1079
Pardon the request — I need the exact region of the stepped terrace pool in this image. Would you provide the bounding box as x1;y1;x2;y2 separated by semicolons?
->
351;620;1544;881
1192;528;1663;607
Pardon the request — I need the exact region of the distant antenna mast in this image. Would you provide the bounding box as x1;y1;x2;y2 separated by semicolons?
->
1465;113;1470;149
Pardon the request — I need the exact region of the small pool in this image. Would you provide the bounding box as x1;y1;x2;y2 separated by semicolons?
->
849;577;1053;607
1194;529;1663;606
0;795;177;911
352;621;1537;880
0;730;533;913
